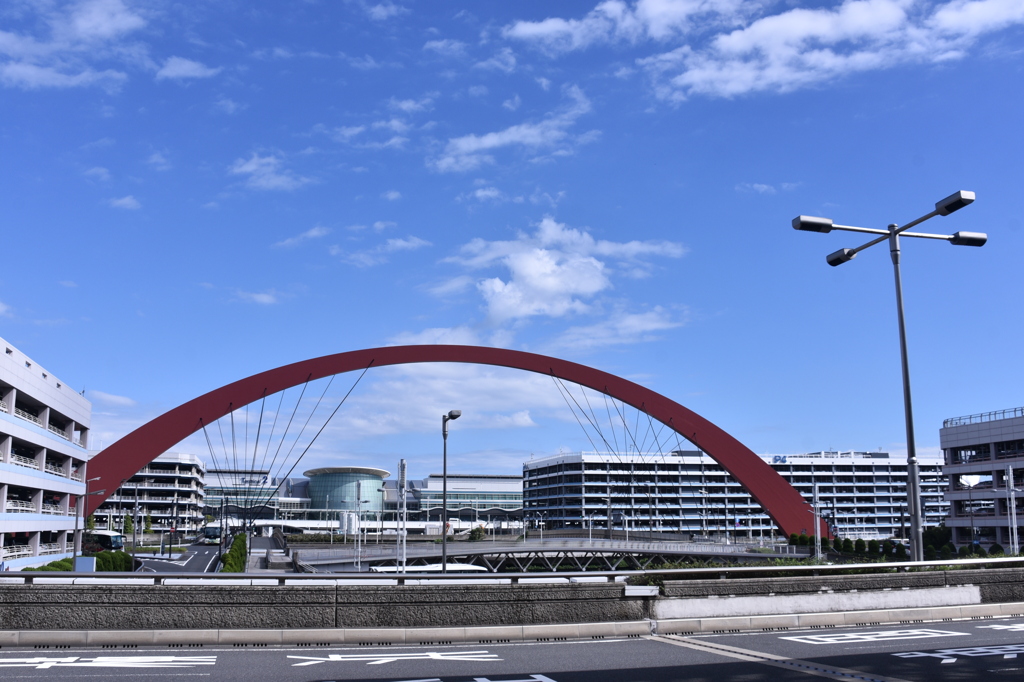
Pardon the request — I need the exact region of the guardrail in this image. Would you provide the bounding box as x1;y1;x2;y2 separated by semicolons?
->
5;556;1023;585
945;406;1024;427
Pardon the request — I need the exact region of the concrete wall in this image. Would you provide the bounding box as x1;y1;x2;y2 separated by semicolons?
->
2;568;1023;631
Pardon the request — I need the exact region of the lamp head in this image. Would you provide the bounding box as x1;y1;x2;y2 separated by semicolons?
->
447;409;462;420
949;231;987;247
792;215;833;233
936;190;975;216
826;248;856;267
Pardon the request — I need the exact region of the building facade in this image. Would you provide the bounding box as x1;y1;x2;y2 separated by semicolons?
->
940;406;1024;549
93;452;206;535
0;336;92;569
523;450;947;540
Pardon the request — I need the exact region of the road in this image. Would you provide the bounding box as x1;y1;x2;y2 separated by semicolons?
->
3;615;1024;680
137;543;220;573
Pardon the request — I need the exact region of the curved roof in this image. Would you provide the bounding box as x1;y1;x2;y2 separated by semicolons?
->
303;466;390;479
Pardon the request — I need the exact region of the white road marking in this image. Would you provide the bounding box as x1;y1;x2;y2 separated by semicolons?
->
0;656;216;669
287;650;502;666
895;644;1024;660
979;623;1024;632
782;629;968;644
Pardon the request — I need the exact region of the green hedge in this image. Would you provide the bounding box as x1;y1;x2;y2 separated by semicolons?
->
24;551;134;572
220;534;247;572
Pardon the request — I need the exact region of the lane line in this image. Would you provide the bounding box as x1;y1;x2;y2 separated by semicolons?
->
650;635;912;682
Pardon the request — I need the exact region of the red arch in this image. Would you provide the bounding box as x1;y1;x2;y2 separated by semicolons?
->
85;345;822;537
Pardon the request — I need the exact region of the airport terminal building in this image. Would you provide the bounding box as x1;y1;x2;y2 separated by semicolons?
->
523;450;948;540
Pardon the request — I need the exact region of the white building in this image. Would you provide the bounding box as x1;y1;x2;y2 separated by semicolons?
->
940;406;1024;549
94;452;206;535
0;336;91;569
523;450;947;540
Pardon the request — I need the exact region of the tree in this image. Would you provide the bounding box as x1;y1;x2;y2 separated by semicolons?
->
854;538;866;554
122;514;133;535
923;525;952;550
842;538;854;553
144;515;152;533
469;526;486;542
86;514;96;531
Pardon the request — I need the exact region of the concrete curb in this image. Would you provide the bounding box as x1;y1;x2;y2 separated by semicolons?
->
4;601;1024;647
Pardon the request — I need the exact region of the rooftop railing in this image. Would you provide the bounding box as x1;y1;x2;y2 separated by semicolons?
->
945;406;1024;428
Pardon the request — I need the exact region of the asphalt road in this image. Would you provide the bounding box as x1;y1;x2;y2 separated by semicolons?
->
3;616;1024;681
137;543;220;573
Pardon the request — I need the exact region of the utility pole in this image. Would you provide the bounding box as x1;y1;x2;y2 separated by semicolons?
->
1008;465;1019;555
399;459;407;573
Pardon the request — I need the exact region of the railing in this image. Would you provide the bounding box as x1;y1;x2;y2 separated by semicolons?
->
945;406;1024;428
44;463;65;476
47;424;71;441
14;407;41;425
0;399;7;413
70;471;84;481
41;503;64;515
38;543;63;555
0;545;32;560
10;454;39;469
5;499;37;513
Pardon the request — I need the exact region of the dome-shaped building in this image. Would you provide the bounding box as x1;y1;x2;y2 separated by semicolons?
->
303;466;390;514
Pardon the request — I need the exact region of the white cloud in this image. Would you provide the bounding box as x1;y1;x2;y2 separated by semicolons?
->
373;118;411;134
475;47;517;72
382;190;402;201
84;166;110;181
507;1;1024;99
457;186;522;204
109;195;140;209
423;39;468;57
216;97;244;114
448;216;686;322
146;151;171;171
88;389;136;407
502;94;522;111
330;125;366;141
0;300;10;317
389;94;436;112
536;77;552;90
467;85;489;97
552;306;684;350
228;153;311;191
736;182;776;194
0;0;144;90
428;275;475;297
431;85;592;172
273;225;331;248
364;2;408;21
155;56;222;81
388;325;481;346
373;220;397;231
334;235;432;267
236;290;280;305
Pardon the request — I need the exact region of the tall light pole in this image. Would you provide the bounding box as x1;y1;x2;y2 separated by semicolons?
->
441;409;461;574
793;190;986;561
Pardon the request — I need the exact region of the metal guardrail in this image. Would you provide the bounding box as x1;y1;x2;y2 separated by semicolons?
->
3;556;1024;585
945;406;1024;427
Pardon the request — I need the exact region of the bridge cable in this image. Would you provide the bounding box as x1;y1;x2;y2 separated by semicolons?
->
240;391;269;529
252;363;373;519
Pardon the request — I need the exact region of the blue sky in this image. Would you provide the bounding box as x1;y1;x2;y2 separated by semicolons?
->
2;0;1022;481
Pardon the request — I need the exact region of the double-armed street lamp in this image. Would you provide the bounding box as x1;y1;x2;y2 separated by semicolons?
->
793;190;987;562
441;409;461;574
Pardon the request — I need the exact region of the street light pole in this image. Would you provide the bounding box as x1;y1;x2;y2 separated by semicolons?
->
72;477;103;568
441;409;461;574
793;190;985;561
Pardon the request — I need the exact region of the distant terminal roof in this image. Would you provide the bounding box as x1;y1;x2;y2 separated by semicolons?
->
303;466;390;478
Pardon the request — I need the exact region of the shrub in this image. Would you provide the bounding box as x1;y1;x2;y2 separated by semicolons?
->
797;533;808;546
973;544;988;557
924;544;937;560
842;538;854;553
989;543;1004;556
854;539;866;554
939;545;953;560
221;534;248;573
468;526;486;542
789;533;799;545
867;539;880;555
832;537;843;551
958;545;971;558
95;552;113;571
893;543;907;560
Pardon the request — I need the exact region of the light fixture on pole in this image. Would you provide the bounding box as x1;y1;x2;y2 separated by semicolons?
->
793;190;986;561
441;409;461;574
